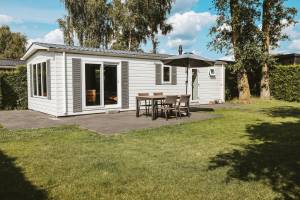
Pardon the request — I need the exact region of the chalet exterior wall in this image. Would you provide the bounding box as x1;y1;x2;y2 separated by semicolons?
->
26;49;225;117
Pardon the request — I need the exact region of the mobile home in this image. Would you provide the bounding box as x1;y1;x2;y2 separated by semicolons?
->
22;42;225;117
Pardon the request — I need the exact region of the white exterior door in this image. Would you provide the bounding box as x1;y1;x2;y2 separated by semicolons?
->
192;69;199;101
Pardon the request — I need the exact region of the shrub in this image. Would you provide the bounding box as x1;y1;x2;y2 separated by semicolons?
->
0;65;28;110
270;65;300;102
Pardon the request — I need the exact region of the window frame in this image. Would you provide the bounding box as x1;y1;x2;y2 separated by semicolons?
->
162;65;172;84
32;61;48;98
209;68;216;77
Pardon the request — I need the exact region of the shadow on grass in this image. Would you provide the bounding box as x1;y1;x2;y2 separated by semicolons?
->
261;106;300;119
0;150;47;200
208;107;300;199
190;107;214;112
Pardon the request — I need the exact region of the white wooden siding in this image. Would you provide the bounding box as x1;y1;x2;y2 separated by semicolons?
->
128;61;187;109
27;51;63;116
198;65;225;104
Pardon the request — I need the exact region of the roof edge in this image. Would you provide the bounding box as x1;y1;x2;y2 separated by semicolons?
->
23;42;171;61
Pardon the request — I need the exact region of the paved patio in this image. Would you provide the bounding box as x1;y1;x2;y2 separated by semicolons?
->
0;108;224;134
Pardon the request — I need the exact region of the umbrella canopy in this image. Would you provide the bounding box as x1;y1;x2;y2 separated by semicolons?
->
163;53;215;67
162;53;215;94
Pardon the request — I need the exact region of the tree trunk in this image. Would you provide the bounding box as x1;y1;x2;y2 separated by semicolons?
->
128;29;132;51
78;32;84;47
230;0;251;103
151;34;158;54
260;0;271;99
237;69;251;103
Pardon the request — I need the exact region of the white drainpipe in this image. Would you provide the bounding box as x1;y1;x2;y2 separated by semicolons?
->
63;51;68;115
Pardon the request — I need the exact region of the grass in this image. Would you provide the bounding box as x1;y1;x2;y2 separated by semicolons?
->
0;99;300;199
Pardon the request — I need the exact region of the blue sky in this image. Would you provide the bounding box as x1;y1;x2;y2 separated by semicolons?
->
0;0;299;60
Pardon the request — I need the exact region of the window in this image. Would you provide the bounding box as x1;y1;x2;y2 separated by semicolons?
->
37;63;42;96
32;64;37;96
32;62;48;97
209;68;216;77
42;62;47;97
162;66;171;83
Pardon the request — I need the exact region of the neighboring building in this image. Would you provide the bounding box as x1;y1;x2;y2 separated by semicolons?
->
22;42;226;117
0;59;26;71
274;53;300;65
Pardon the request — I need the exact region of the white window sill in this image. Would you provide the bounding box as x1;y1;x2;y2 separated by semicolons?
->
162;82;172;85
32;96;48;99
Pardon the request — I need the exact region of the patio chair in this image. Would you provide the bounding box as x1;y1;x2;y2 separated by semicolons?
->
177;95;191;118
153;92;164;116
138;93;151;116
161;95;178;120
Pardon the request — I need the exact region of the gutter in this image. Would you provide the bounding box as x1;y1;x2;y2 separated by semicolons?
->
63;51;68;115
48;48;169;61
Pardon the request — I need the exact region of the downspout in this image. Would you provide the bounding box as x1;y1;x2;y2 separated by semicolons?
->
63;51;68;115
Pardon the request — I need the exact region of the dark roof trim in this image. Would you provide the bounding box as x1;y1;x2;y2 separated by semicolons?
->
274;53;300;58
27;42;171;60
0;59;26;66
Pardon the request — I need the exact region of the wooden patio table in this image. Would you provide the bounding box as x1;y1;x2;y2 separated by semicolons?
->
136;95;188;120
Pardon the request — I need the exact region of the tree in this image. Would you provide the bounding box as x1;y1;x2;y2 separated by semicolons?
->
60;0;173;52
260;0;297;99
58;16;74;46
60;0;112;48
145;0;173;54
111;0;147;51
0;26;27;59
209;0;261;103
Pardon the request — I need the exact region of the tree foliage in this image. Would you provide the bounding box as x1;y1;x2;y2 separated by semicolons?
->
60;0;173;52
60;0;112;48
144;0;173;53
58;16;74;46
0;26;27;59
111;0;148;51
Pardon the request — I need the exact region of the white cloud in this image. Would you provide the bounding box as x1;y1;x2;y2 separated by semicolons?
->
166;11;217;49
271;20;300;53
172;0;199;13
284;20;300;51
219;55;235;62
158;48;167;54
166;38;196;49
0;14;14;25
28;29;64;46
284;23;300;40
289;39;300;51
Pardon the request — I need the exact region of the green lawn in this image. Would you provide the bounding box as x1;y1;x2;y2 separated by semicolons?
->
0;99;300;200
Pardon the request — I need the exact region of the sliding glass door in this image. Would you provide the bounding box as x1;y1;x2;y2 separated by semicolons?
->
83;63;119;109
85;64;101;107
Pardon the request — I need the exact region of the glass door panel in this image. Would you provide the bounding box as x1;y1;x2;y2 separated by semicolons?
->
85;64;101;106
104;64;118;105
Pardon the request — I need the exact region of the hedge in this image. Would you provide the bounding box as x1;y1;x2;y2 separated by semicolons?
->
0;66;28;110
270;65;300;102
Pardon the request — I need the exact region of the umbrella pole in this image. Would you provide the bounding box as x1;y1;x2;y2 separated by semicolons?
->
185;60;189;94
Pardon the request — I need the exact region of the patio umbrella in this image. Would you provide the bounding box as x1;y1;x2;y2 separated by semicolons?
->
162;53;215;94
